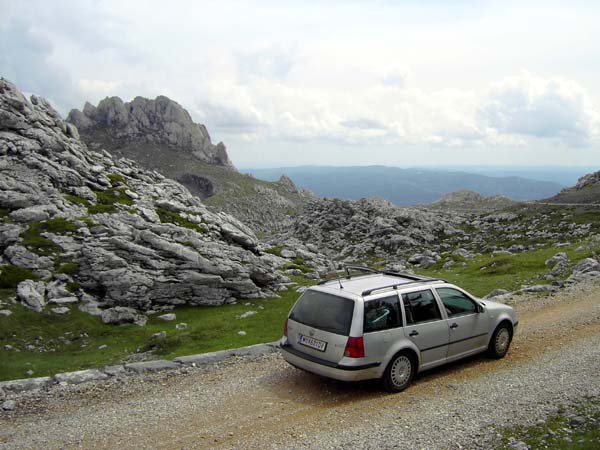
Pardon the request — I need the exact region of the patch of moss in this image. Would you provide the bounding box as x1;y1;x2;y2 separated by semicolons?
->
265;246;283;257
57;262;78;276
88;187;133;214
43;217;79;234
19;218;78;255
283;263;312;274
64;194;91;208
20;225;58;255
0;265;37;288
87;203;118;214
66;282;80;293
156;208;207;233
292;256;305;265
107;173;125;184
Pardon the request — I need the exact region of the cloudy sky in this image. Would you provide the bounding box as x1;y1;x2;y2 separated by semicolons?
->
2;0;599;168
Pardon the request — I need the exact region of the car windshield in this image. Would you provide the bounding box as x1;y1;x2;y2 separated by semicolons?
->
289;290;354;336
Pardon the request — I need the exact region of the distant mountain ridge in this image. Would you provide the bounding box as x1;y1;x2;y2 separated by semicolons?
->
247;166;564;205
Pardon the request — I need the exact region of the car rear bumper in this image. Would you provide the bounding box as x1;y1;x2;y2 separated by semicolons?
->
280;342;381;382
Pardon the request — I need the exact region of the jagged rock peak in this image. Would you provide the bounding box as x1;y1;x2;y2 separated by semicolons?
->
574;170;600;190
276;175;297;191
67;94;234;169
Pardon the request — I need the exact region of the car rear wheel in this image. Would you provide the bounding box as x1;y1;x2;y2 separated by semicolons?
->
488;323;512;359
382;351;415;393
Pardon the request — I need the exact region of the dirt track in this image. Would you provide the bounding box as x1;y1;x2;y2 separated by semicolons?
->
1;283;599;449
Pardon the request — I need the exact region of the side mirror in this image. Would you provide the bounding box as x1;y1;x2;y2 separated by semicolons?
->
477;303;485;313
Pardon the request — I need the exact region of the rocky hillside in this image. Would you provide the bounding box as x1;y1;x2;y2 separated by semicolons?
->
429;189;517;211
0;79;290;323
545;170;600;204
267;196;597;273
68;97;312;233
268;197;467;263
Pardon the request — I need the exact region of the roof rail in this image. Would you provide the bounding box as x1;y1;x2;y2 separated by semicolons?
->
317;266;445;291
361;278;445;296
344;265;379;278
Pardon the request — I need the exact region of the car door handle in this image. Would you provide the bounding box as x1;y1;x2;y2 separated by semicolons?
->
450;323;458;329
409;330;419;337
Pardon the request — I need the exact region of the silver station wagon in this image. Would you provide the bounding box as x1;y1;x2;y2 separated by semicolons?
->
280;267;518;392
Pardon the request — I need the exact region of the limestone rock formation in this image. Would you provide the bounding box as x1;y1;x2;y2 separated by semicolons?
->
67;96;312;233
269;197;466;262
430;189;516;211
67;95;233;168
0;79;287;317
545;169;600;204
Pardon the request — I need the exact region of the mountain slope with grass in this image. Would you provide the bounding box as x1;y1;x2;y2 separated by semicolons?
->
0;79;291;320
68;98;312;233
545;169;600;204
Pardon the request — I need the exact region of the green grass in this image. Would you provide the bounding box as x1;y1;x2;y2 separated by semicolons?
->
64;194;91;208
499;399;600;449
86;187;134;214
106;173;125;184
0;277;313;381
19;217;79;255
156;207;207;233
56;262;79;276
0;266;37;288
283;262;313;273
417;242;598;297
265;246;283;256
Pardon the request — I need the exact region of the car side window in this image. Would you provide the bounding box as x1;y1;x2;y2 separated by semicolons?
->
436;288;477;317
402;290;442;325
364;295;402;332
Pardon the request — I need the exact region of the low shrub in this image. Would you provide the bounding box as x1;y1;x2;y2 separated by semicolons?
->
0;265;37;288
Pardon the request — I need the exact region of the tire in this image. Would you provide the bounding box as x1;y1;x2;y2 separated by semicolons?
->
382;351;416;393
488;323;512;359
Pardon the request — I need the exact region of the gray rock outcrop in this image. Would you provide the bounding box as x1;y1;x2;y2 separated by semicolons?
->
68;96;233;168
0;79;286;316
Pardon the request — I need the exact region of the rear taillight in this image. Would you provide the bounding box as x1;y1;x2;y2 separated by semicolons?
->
283;319;288;337
344;336;364;358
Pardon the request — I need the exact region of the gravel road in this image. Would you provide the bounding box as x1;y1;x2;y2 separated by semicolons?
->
1;282;599;450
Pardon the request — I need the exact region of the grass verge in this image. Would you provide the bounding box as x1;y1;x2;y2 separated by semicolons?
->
0;277;312;381
417;242;599;297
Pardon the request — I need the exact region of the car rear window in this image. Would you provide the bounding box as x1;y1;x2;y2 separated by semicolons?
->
289;290;354;336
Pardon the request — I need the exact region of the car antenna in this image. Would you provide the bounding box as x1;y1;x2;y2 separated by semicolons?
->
336;271;344;289
331;263;344;289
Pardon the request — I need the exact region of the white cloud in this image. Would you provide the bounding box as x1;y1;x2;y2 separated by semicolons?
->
2;0;600;166
479;73;600;147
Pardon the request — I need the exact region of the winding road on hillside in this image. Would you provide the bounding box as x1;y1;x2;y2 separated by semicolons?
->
1;283;599;450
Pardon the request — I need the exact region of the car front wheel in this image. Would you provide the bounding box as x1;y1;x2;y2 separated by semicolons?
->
488;323;512;359
382;351;415;393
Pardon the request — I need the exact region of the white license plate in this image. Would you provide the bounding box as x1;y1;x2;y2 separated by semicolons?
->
298;334;327;352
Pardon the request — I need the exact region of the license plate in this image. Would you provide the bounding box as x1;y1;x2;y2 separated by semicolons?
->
298;334;327;352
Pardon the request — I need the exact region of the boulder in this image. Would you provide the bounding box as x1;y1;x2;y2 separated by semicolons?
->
101;307;147;326
9;205;56;222
545;252;568;267
572;258;600;274
484;288;510;299
16;280;46;312
157;313;176;322
124;360;178;373
54;369;107;384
